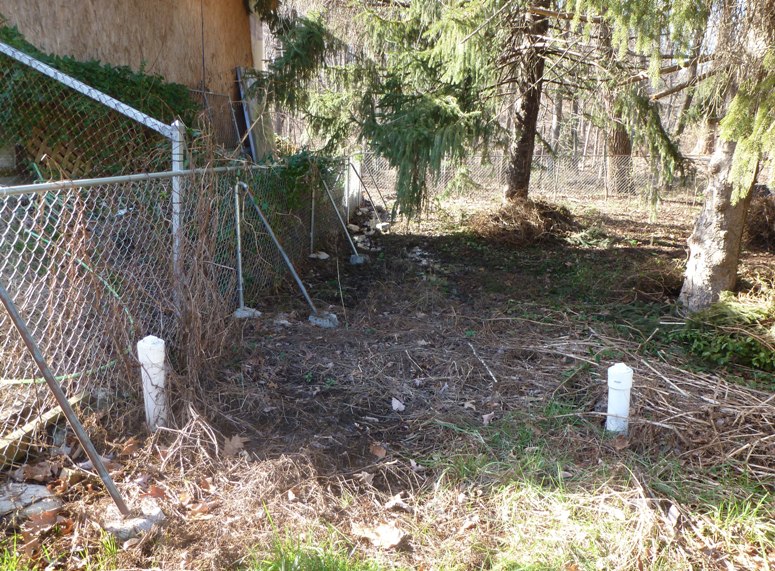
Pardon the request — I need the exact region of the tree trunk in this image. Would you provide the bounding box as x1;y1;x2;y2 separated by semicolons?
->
551;94;562;151
678;137;753;312
600;22;633;195
504;0;550;202
571;98;579;158
691;116;719;156
606;119;633;195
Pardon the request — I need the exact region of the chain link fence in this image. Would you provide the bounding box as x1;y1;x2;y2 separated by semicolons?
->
0;40;353;466
360;152;707;206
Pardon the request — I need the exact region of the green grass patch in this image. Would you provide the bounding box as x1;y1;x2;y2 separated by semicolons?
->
245;541;390;571
0;540;24;571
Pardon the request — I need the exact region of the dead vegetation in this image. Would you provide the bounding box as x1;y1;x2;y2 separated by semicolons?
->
2;193;774;570
468;199;578;246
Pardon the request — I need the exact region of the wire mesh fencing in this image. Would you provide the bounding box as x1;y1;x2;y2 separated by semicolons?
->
360;153;707;206
0;161;353;465
0;42;177;182
189;89;243;153
0;37;357;466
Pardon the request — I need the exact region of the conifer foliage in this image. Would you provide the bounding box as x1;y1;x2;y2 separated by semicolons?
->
252;0;774;309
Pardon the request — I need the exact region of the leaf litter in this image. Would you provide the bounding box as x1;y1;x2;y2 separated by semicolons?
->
3;196;774;570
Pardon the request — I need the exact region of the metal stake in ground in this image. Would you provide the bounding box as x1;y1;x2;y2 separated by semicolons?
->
320;178;367;265
0;281;130;516
239;182;338;328
232;183;262;319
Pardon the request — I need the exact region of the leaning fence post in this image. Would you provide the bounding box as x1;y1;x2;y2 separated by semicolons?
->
0;282;130;515
171;120;186;313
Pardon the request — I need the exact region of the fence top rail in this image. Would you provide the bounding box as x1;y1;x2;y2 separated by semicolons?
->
0;41;174;140
0;165;271;197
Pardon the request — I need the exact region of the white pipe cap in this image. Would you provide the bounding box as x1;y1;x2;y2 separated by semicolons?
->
607;362;633;390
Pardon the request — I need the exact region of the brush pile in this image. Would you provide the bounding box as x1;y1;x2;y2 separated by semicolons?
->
468;198;577;245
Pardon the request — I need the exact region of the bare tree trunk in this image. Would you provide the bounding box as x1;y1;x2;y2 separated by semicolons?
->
678;137;754;312
674;31;704;139
606;119;633;195
505;0;550;201
691;116;719;155
600;22;633;195
551;94;563;151
571;98;579;157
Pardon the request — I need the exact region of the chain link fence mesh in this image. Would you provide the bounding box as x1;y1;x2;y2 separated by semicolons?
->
0;41;353;466
0;46;173;182
361;153;707;206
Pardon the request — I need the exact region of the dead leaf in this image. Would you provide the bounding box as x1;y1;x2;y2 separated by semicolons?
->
391;398;405;412
189;501;217;515
119;437;141;456
482;412;496;426
223;434;249;457
56;516;74;536
47;478;69;495
458;514;479;533
562;564;581;571
463;401;477;411
369;442;387;459
667;504;680;528
612;435;630;451
22;507;60;538
23;460;58;483
122;538;141;550
355;472;375;486
384;492;413;513
352;521;407;549
409;459;426;473
178;491;194;507
143;484;167;499
287;488;298;502
199;478;214;493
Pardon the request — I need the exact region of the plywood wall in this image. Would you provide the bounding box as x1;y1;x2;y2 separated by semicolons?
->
0;0;253;97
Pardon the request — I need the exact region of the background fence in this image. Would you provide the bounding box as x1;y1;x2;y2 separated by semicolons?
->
0;41;353;466
360;152;708;206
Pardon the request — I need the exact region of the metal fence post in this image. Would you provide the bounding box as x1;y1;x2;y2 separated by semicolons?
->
0;282;129;515
171;120;186;313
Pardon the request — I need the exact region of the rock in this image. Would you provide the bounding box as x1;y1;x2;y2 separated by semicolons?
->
309;251;330;260
347;223;361;233
0;483;62;518
102;498;166;542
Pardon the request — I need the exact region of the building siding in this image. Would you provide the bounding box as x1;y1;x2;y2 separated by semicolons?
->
0;0;253;97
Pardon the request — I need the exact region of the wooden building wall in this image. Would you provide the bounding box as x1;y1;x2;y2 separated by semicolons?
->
0;0;253;97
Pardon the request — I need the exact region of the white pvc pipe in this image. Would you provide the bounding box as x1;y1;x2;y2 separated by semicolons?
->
137;335;169;431
606;362;633;434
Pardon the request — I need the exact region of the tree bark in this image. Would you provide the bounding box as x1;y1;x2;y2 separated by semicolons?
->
504;0;550;201
600;22;633;195
550;94;563;151
606;119;633;195
691;116;719;156
678;137;753;312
